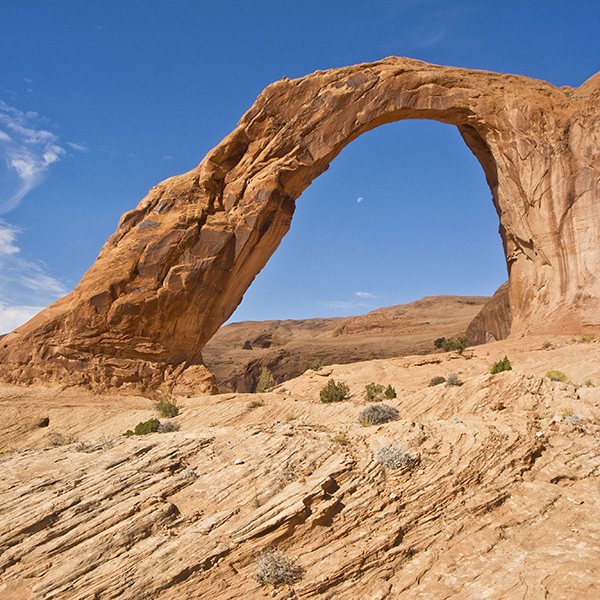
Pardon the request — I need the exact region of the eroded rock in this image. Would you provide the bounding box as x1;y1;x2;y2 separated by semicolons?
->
1;58;599;392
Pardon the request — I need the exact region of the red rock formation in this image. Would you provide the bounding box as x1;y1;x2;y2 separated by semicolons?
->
0;57;599;392
466;282;512;344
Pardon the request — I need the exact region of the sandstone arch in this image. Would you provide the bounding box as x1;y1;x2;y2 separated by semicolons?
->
1;57;599;393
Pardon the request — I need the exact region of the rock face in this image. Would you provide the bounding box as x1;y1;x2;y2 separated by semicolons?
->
2;338;600;598
204;295;488;392
466;281;512;344
0;57;599;392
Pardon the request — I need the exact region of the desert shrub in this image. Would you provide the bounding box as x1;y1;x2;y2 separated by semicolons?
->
284;413;296;421
308;358;322;371
491;356;512;374
546;370;568;382
585;378;595;387
572;335;595;344
133;418;160;436
383;384;397;399
157;391;179;418
358;403;399;426
180;468;198;478
446;373;461;386
256;366;273;393
252;547;304;588
562;407;583;423
434;337;446;349
320;379;350;403
331;432;349;446
435;337;470;354
242;340;253;350
365;382;385;402
375;445;413;469
158;420;180;433
246;398;264;410
429;376;446;387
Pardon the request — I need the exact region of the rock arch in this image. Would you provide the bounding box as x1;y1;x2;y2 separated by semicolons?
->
1;57;599;393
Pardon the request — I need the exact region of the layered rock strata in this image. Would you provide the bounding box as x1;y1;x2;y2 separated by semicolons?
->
0;57;599;392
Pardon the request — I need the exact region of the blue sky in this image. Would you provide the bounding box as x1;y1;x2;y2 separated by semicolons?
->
0;1;599;332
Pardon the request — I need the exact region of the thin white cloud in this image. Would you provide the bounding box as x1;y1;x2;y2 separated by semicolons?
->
355;291;375;299
0;221;68;333
0;101;66;214
0;303;44;334
67;141;88;152
357;196;363;203
0;220;19;256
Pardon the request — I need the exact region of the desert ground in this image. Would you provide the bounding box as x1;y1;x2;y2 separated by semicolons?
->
1;334;599;599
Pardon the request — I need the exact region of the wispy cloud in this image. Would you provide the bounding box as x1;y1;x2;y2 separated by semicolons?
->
0;220;68;333
0;101;67;214
355;291;375;299
67;141;88;152
0;303;44;335
0;102;78;332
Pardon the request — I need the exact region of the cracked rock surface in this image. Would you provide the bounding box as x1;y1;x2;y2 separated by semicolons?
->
1;336;599;598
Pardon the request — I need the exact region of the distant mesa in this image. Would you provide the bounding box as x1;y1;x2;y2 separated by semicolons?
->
0;57;599;393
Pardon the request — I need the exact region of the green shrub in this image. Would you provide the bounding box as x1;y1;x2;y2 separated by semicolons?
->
383;385;396;399
252;547;304;588
331;432;349;446
256;366;273;393
129;418;160;436
446;373;461;386
308;358;322;371
585;378;595;387
320;379;350;403
546;370;568;382
242;340;252;350
491;356;512;374
365;382;385;401
435;336;470;354
246;398;264;410
429;376;446;387
375;445;414;469
157;391;179;418
358;403;399;426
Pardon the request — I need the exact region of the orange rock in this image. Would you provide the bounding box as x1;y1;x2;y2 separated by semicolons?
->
0;58;599;392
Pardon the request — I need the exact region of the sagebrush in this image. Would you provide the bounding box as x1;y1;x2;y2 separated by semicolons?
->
358;403;399;426
446;373;461;386
375;445;414;469
252;547;303;588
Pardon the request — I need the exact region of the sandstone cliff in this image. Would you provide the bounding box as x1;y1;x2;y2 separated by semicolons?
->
204;295;489;392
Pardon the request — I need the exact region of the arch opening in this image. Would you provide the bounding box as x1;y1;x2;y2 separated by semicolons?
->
228;119;507;324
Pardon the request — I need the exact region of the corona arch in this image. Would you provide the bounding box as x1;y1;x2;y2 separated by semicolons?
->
1;57;599;392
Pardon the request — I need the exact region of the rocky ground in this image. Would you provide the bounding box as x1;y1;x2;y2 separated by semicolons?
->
202;295;489;392
2;335;600;599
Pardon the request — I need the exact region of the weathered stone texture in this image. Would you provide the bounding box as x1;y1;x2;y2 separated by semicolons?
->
0;57;599;391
